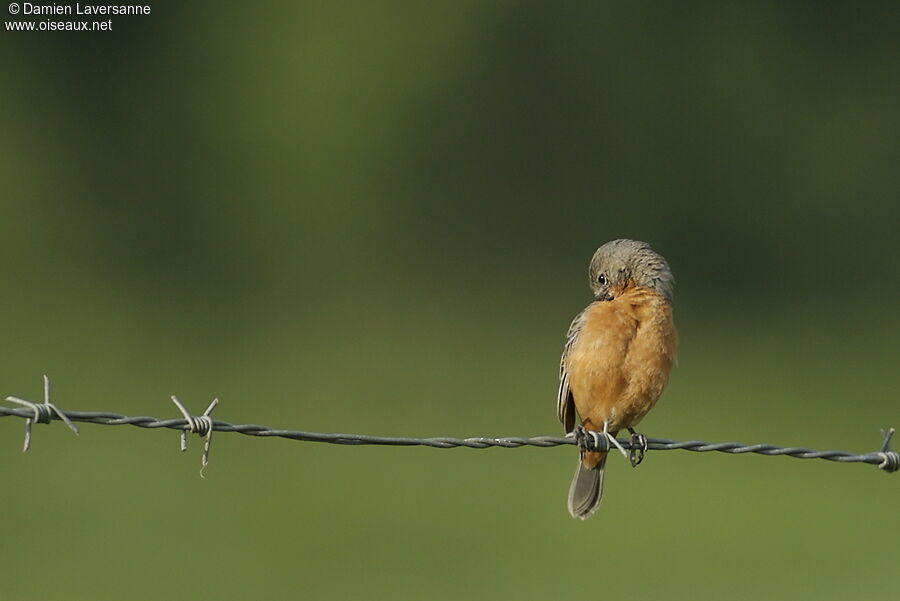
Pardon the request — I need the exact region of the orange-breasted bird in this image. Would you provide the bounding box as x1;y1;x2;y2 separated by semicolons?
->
557;239;677;519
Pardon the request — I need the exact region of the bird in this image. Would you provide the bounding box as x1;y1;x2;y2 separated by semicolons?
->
557;239;677;519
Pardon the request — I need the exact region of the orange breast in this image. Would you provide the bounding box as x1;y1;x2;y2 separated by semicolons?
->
565;286;676;433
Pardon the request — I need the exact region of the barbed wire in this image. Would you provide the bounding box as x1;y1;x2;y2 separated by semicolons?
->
0;376;897;474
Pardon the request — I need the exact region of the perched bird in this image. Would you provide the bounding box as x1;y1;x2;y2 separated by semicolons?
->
557;239;677;519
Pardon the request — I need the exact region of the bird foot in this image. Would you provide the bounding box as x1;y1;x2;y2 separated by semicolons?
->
573;425;590;452
627;428;648;467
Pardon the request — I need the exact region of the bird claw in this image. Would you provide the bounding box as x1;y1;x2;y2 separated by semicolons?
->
573;425;590;451
628;428;648;467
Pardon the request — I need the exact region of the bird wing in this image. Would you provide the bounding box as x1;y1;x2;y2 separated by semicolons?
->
557;309;586;433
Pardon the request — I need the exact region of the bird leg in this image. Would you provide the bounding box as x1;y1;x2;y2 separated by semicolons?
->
627;427;648;467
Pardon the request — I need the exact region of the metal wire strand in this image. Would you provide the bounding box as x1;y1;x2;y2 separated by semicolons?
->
0;401;895;473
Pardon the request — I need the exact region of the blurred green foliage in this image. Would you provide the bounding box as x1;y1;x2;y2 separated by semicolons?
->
1;2;897;600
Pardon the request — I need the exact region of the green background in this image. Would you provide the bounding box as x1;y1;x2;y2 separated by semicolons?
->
2;2;898;599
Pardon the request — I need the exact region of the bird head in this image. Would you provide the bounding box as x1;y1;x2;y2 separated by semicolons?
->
588;239;674;302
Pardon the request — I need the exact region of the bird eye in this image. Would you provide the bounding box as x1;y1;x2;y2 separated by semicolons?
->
597;273;607;285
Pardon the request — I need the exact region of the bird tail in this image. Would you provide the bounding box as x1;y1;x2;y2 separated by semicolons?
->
567;451;607;520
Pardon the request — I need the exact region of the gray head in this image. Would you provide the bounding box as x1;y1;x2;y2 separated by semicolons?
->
588;239;674;302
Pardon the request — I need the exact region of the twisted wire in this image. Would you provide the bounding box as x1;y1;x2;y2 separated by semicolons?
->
0;405;895;472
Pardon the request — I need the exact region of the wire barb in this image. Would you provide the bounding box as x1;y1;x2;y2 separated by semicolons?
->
170;396;218;477
4;375;79;452
877;428;898;473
